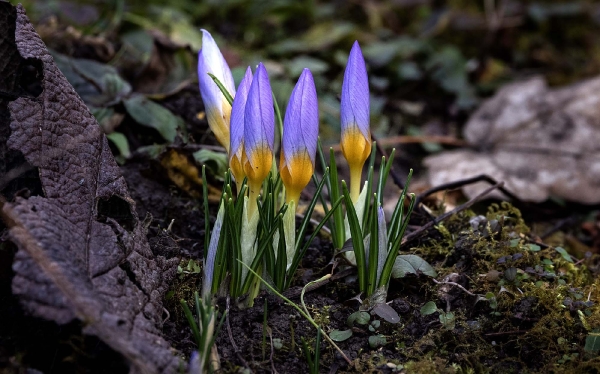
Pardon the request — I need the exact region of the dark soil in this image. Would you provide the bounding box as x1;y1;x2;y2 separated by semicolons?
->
2;3;600;373
3;69;600;374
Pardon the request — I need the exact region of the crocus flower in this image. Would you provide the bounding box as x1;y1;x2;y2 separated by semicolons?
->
198;29;236;151
229;67;253;188
341;41;371;202
243;63;274;214
280;68;319;206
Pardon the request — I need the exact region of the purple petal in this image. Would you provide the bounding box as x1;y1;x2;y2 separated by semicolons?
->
282;68;318;167
229;66;253;159
198;30;236;111
341;41;370;139
244;63;274;164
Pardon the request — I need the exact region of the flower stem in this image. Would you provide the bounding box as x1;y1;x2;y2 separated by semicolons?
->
248;182;261;217
349;166;362;203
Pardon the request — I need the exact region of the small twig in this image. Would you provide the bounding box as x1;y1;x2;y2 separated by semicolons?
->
414;174;519;212
226;297;249;369
432;279;478;297
485;330;529;337
183;144;227;152
266;326;279;374
282;268;355;299
301;215;332;236
329;135;468;152
540;217;577;240
162;307;170;324
523;236;550;249
404;181;505;245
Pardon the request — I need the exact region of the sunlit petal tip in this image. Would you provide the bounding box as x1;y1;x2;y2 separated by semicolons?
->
341;40;370;141
243;63;274;185
197;30;236;149
199;29;236;95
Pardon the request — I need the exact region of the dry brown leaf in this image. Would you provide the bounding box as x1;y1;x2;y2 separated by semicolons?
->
425;76;600;203
1;4;179;373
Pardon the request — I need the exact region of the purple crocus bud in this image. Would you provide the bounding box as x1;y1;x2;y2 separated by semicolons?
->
198;29;236;151
280;68;319;206
243;63;274;207
340;41;371;202
229;66;253;186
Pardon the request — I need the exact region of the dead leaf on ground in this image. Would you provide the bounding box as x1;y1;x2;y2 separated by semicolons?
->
160;148;221;201
0;4;179;373
425;76;600;203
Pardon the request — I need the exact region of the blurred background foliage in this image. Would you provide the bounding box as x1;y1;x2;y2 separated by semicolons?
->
15;0;600;166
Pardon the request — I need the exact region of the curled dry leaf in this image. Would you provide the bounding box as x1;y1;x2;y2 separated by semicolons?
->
0;4;179;373
425;76;600;203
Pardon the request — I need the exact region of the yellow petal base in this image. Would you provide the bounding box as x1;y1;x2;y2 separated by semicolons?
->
206;99;232;152
280;151;314;205
341;126;371;202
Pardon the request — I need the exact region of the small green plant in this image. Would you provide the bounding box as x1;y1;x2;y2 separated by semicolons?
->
181;291;225;373
420;301;456;330
301;328;322;374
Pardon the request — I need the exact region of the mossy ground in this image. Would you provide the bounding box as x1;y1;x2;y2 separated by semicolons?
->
167;202;600;373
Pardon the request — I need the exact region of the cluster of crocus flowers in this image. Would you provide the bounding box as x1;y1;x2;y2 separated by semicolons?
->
340;41;371;203
198;30;375;285
197;30;236;152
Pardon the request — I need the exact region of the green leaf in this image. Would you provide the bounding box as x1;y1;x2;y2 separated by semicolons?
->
391;255;437;278
136;144;167;159
585;332;600;354
193;149;228;180
555;247;574;263
287;56;329;77
330;329;353;342
485;292;498;309
270;22;354;54
52;51;131;105
420;301;437;316
368;334;387;348
439;312;456;330
106;132;131;159
526;244;541;252
123;95;185;142
397;62;423;81
272;338;283;350
347;311;370;327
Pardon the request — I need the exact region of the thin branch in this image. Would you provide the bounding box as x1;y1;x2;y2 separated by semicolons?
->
404;181;505;245
431;279;478;297
414;174;519;211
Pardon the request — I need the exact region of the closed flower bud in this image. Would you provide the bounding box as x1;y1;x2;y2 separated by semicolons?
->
280;68;319;206
341;41;371;202
243;63;274;210
229;67;253;187
197;29;236;151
